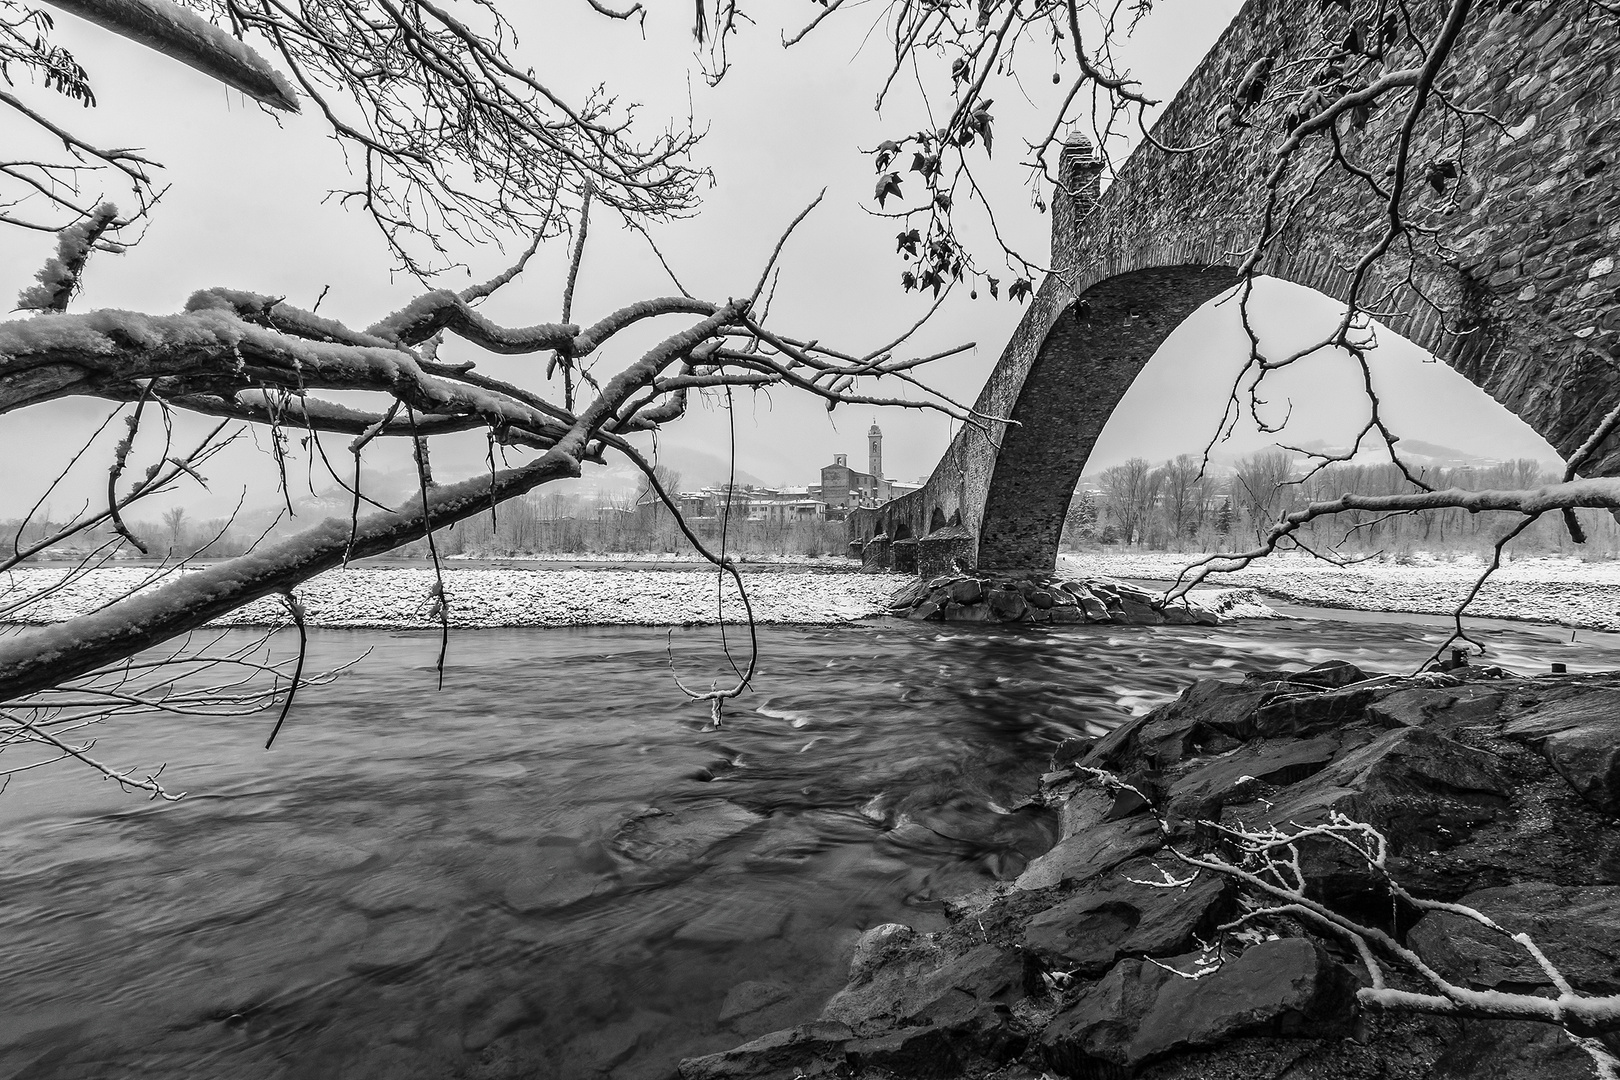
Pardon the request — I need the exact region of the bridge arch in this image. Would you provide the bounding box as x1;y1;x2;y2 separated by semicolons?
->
975;266;1237;569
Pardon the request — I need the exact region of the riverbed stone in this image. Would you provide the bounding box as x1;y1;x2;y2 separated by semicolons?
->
1021;854;1231;975
1039;938;1360;1075
987;588;1028;621
1407;883;1620;994
343;869;465;915
718;981;792;1025
950;578;984;605
562;1009;672;1075
347;915;449;974
462;992;540;1051
674;894;789;944
1062;584;1110;622
907;599;941;621
501;849;609;913
1117;594;1166;624
609;802;765;871
1501;688;1620;813
941;601;995;623
887;579;931;610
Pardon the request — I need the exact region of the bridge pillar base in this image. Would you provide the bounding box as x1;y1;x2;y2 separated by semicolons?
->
916;527;976;579
861;534;892;573
891;538;918;575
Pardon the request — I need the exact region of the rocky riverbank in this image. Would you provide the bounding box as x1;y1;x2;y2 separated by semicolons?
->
0;565;901;628
0;564;1275;630
680;659;1620;1079
1060;551;1620;631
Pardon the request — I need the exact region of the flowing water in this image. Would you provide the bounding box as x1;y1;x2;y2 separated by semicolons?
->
4;612;1619;1079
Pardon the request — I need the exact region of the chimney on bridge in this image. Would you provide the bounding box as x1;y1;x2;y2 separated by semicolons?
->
868;421;883;480
1052;131;1103;276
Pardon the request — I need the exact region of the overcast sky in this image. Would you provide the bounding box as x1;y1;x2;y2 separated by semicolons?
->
0;1;1560;524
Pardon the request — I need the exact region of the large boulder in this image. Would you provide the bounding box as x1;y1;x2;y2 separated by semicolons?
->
1164;734;1352;827
1223;727;1509;899
1367;682;1508;732
1407;883;1620;994
1039;938;1360;1076
1251;684;1383;738
1501;688;1620;814
1082;678;1296;773
1015;813;1164;892
1022;854;1231;976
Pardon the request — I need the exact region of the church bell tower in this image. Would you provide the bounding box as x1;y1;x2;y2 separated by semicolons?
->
868;421;883;480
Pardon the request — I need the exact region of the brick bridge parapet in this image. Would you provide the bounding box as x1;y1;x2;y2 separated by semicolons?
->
853;0;1620;574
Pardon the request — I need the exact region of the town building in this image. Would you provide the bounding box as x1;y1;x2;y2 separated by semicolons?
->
658;423;919;523
815;423;919;518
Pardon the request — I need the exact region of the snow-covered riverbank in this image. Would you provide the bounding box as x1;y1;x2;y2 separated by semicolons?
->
1060;550;1620;631
1;565;903;628
14;549;1604;630
2;562;1275;630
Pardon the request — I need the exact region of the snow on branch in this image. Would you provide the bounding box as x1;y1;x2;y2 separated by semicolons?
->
15;203;121;313
42;0;298;110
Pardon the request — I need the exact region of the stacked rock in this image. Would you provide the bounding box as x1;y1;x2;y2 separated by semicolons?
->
884;573;1222;626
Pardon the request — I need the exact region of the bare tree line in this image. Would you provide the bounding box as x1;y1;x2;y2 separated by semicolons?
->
2;488;853;565
1067;452;1620;558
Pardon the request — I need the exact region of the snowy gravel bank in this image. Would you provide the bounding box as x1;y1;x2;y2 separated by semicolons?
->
1;566;904;629
1060;551;1620;631
2;563;1276;630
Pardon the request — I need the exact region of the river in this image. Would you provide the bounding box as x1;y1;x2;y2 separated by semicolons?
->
3;613;1618;1079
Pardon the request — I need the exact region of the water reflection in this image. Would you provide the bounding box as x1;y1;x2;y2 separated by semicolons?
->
3;614;1618;1078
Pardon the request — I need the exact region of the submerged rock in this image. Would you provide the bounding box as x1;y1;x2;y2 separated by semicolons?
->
347;914;448;974
718;981;792;1026
461;992;539;1051
501;848;609;913
609;802;765;871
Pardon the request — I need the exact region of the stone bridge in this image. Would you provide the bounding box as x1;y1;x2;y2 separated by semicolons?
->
851;0;1620;577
